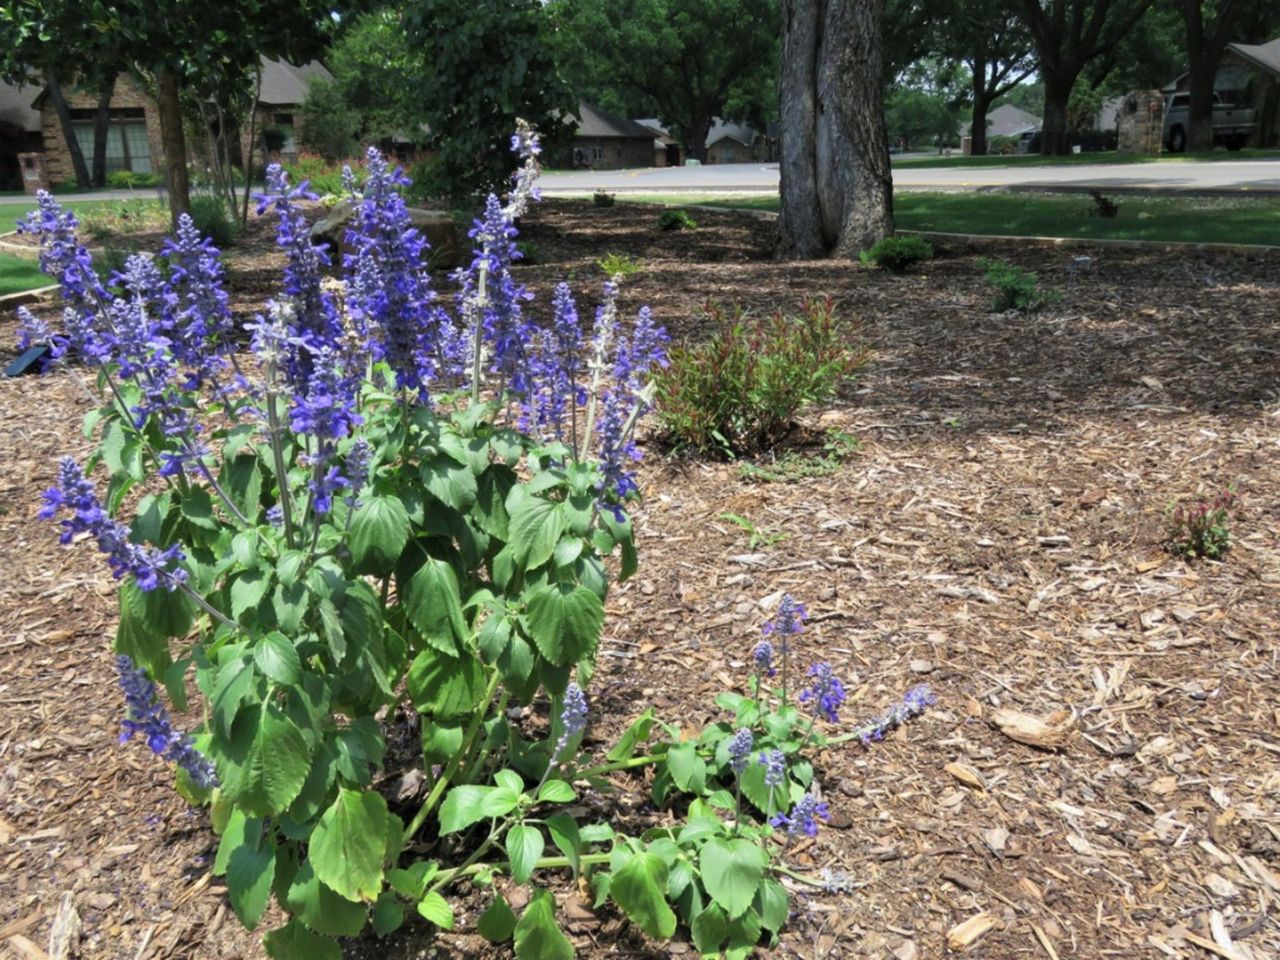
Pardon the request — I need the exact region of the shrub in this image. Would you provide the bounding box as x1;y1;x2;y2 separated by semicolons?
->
658;208;697;231
260;126;288;154
859;235;933;273
978;257;1060;313
284;153;359;198
988;135;1018;155
188;193;239;248
655;298;867;456
598;252;640;278
1168;490;1236;559
106;170;163;189
297;76;359;163
593;189;616;207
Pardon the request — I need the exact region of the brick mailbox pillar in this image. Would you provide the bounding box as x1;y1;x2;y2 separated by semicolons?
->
18;152;49;195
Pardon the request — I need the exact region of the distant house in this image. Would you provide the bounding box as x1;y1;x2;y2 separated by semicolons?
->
705;119;778;163
561;103;656;170
966;103;1040;139
0;80;43;190
1163;36;1280;146
1;56;332;191
634;119;682;167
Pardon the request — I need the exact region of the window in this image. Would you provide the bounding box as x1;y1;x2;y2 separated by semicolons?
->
274;113;297;155
69;110;152;174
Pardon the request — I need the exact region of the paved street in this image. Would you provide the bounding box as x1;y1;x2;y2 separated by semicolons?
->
540;157;1280;195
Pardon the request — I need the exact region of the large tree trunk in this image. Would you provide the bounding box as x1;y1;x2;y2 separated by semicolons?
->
778;0;893;259
44;69;92;189
970;65;991;156
91;72;118;188
1039;71;1074;155
1185;57;1217;152
684;114;713;164
157;68;191;224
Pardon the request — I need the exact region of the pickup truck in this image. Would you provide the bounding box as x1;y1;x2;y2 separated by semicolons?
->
1163;92;1256;152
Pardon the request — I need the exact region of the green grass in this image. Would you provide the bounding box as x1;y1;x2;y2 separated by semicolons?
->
625;192;1280;246
893;148;1280;169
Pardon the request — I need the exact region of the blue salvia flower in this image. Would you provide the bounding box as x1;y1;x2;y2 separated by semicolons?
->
160;213;233;389
753;640;776;678
762;594;806;639
344;146;454;394
465;192;535;397
40;458;187;592
728;727;754;775
15;306;55;352
770;791;830;838
344;438;373;507
595;387;641;504
799;662;846;723
116;655;217;788
526;282;585;439
758;749;786;788
553;683;589;761
858;684;936;745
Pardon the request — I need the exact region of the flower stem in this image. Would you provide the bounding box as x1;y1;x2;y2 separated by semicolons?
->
263;363;296;548
571;752;663;781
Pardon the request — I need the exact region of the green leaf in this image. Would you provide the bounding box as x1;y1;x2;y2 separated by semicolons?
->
544;814;581;879
421;453;478;510
348;494;410;574
522;583;604;667
309;788;388;902
276;550;307;587
401;557;468;656
507;490;564;569
438;784;495;834
606;709;656;762
691;902;730;954
538;780;576;804
506;824;545;885
115;584;172;679
417;891;455;929
273;582;309;634
387;860;438;899
480;788;522;819
101;419;144;482
610;851;676;940
699;838;766;920
222;703;313;817
474;465;515;539
666;742;707;794
263;919;341;960
739;759;777;815
181;487;220;531
221;452;263;520
253;631;301;685
226;829;276;930
477;895;518;942
756;878;789;932
406;648;486;721
283;861;368;937
371;892;405;937
514;889;574;960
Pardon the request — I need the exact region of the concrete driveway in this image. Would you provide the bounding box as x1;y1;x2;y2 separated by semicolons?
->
540;158;1280;196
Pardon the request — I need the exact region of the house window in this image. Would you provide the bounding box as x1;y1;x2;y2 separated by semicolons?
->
592;145;603;160
70;109;152;174
274;113;297;155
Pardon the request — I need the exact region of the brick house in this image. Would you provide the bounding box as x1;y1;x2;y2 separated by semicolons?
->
244;58;336;161
560;103;656;170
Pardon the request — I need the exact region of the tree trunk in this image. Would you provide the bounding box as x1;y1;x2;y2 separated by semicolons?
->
685;114;712;164
970;66;990;156
157;68;191;224
1039;72;1073;155
1185;57;1217;152
778;0;893;259
91;72;118;188
44;69;92;189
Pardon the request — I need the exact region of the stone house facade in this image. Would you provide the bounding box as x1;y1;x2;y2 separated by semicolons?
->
561;103;656;170
35;73;165;185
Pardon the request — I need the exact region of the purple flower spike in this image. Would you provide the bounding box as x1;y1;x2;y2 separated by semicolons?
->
857;685;936;745
117;655;217;788
762;594;807;639
753;640;776;677
728;727;754;775
759;749;786;788
770;791;830;838
553;683;589;761
799;662;846;723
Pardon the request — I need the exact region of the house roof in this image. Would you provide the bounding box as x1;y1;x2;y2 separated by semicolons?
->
0;79;42;133
573;103;655;140
706;119;756;148
964;103;1039;137
258;57;334;107
1226;36;1280;79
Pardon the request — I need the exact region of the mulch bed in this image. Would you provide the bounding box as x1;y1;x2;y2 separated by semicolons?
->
2;198;1278;959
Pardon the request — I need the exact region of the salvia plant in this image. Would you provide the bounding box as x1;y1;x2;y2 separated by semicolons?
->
21;126;933;959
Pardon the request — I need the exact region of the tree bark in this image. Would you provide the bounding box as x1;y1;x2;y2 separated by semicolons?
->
91;72;118;187
1185;57;1217;151
1040;73;1073;155
970;64;990;156
1179;0;1249;153
685;114;713;164
157;68;191;225
44;69;92;189
777;0;893;259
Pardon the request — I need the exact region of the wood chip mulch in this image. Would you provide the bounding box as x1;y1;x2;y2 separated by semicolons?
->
1;199;1277;960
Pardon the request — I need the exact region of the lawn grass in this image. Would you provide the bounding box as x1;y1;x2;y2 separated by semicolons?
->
627;192;1280;246
892;148;1280;169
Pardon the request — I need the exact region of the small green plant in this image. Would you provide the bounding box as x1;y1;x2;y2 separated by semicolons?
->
106;170;163;189
515;239;540;264
1168;490;1237;559
80;198;169;241
285;152;361;197
978;257;1060;313
736;429;859;483
719;512;787;549
658;209;697;231
858;235;933;273
189;193;240;248
592;189;616;207
598;252;640;278
655;299;866;457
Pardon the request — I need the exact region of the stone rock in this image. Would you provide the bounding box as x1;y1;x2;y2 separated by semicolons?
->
309;199;460;269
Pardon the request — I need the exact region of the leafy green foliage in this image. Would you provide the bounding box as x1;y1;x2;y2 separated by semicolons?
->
597;252;640;277
297;77;360;163
858;235;933;273
658;209;697;231
106;170;164;189
189;193;240;248
736;429;859;483
592;190;616;208
1168;489;1237;560
655;299;867;456
978;257;1060;313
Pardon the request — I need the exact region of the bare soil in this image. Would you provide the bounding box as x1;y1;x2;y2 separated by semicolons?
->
2;199;1278;960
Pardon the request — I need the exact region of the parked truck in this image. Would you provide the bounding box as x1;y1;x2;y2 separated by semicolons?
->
1162;91;1256;152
